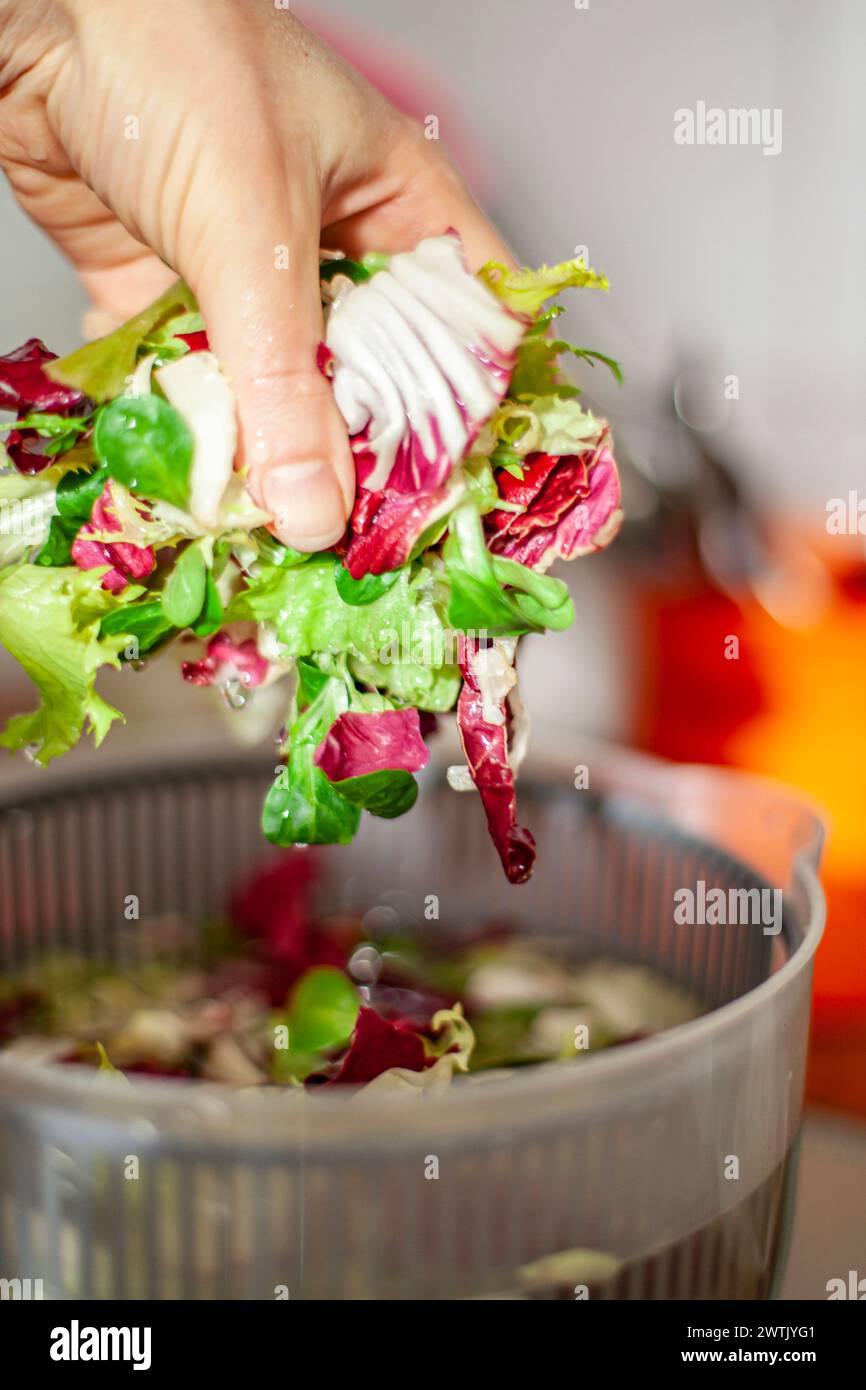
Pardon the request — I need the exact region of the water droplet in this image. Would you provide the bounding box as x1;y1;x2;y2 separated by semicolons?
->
130;659;148;673
348;945;382;985
221;677;248;710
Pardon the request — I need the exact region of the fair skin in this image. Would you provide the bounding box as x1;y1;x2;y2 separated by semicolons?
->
0;0;511;549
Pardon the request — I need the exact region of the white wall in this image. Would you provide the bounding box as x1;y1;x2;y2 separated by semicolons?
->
307;0;865;510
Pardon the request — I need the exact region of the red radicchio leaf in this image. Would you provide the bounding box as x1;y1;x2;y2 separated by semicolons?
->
326;1006;431;1085
418;710;439;740
456;637;536;885
324;232;526;576
71;482;155;593
314;708;429;782
4;428;58;476
0;338;85;414
353;414;454;496
181;630;269;687
342;477;455;578
177;331;210;352
229;851;357;980
487;436;622;570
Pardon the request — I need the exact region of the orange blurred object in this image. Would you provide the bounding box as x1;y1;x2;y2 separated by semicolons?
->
634;524;866;1112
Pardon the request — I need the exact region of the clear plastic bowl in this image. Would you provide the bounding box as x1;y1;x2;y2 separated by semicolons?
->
0;744;825;1300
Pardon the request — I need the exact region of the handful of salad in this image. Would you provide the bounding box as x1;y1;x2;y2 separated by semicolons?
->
0;234;622;883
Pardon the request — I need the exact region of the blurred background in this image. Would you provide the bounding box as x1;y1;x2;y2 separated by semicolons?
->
1;0;863;1296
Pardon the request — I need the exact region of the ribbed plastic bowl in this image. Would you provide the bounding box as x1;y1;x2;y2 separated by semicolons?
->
0;745;824;1300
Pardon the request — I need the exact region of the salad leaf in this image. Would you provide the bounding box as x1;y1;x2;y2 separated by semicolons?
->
99;597;177;657
1;411;93;451
487;442;623;569
423;1003;474;1066
443;501;571;636
456;637;536;885
333;557;403;606
349;654;460;712
314;707;429;819
327;1005;431;1086
262;670;360;847
342;480;461;579
0;471;56;565
155;351;236;529
489;556;574;630
162;542;207;628
181;630;269;688
35;515;80;567
315;708;429;781
94;395;193;511
37;462;115;571
479;255;609;316
95;1040;129;1080
45;280;198;401
250;530;313;569
509;330;622;400
191;569;224;637
327;232;523;494
285;966;360;1054
563;346;623;386
325;768;418;819
230;557;449;667
0;564;133;763
0;338;86;413
319;258;374;284
55;464;109;522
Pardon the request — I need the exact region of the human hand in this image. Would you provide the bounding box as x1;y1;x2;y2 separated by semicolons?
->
0;0;512;548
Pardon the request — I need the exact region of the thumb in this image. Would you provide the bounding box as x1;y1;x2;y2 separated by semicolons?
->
188;205;355;553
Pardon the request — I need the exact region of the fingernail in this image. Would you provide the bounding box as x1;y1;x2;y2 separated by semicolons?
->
261;461;347;551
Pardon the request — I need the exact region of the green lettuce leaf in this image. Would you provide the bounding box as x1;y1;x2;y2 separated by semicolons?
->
45;280;198;402
34;515;79;567
0;472;55;566
443;502;574;635
0;564;135;764
94;395;193;511
99;597;178;658
326;767;419;819
333;558;403;606
479;256;609;316
286;966;360;1053
161;541;207;627
33;464;109;568
230;557;450;668
262;665;359;847
487;395;605;460
509;324;622;400
191;569;224;637
348;655;460;711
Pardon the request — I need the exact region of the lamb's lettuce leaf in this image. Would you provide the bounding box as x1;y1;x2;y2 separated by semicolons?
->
443;501;573;636
94;395;193;511
262;663;359;847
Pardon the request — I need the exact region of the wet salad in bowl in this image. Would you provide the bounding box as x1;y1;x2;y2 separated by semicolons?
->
0;853;703;1093
0;235;622;884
